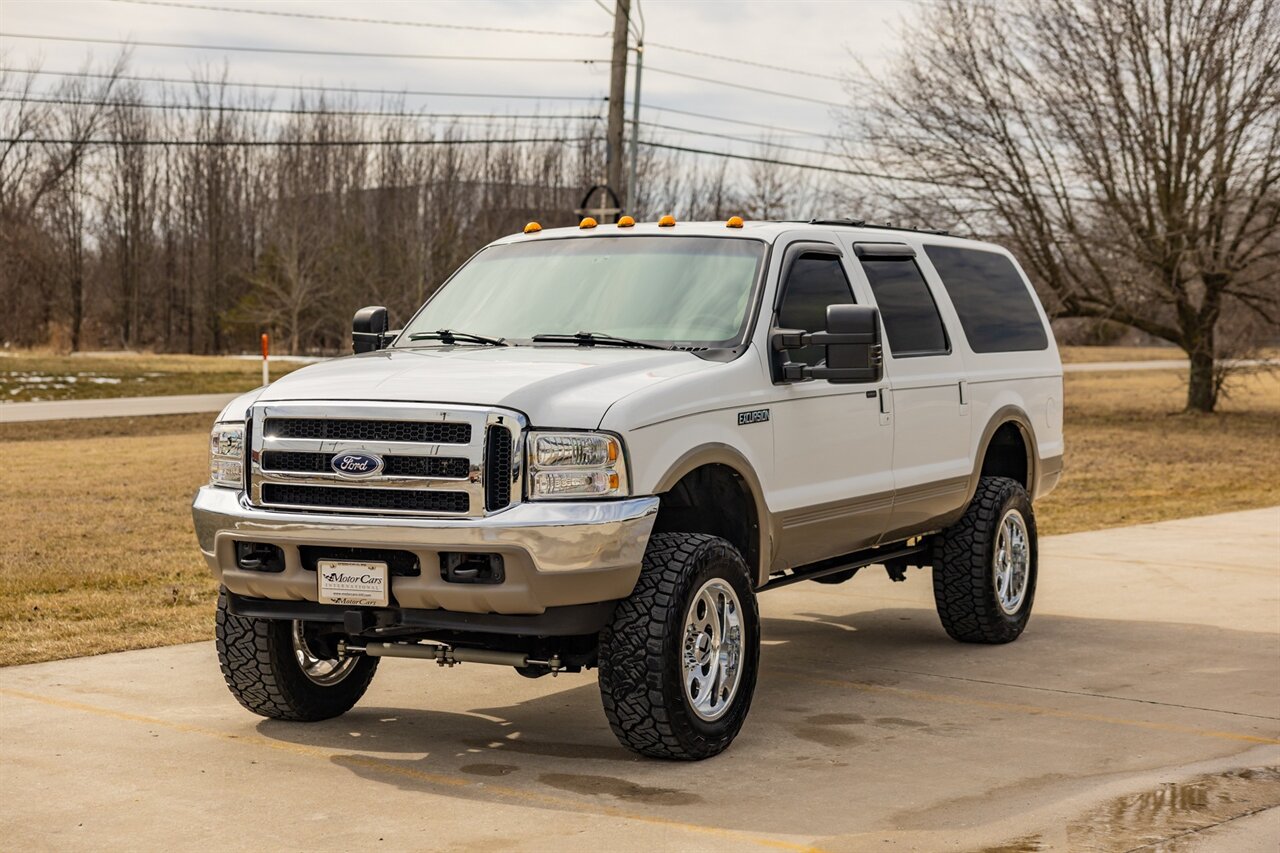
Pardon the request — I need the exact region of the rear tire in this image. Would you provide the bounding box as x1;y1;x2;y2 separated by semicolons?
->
932;476;1037;644
215;588;379;721
598;533;760;760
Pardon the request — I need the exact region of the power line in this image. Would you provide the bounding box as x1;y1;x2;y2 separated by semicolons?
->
108;0;610;39
0;133;1078;198
0;39;846;109
639;102;842;141
636;118;838;159
642;65;844;107
0;136;595;147
637;140;1097;201
0;67;606;103
0;95;602;123
107;0;842;83
6;67;843;142
0;134;955;190
1;68;842;142
636;139;971;187
646;42;844;82
0;32;607;65
0;95;839;157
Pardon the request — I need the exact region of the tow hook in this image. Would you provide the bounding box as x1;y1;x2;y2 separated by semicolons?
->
339;640;564;674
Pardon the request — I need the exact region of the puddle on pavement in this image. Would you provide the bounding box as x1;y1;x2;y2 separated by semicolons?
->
804;713;864;726
979;766;1280;852
538;773;701;806
792;725;863;748
978;836;1045;853
461;736;632;762
459;763;518;777
874;716;930;729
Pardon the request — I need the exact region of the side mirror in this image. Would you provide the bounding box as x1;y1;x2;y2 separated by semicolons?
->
771;304;883;384
821;305;883;383
352;306;390;354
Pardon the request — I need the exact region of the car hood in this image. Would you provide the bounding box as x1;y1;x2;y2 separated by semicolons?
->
254;345;713;427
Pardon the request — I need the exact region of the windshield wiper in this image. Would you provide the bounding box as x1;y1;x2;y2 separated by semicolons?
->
406;328;507;346
530;331;668;350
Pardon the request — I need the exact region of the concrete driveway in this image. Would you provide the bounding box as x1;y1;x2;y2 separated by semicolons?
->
2;508;1277;851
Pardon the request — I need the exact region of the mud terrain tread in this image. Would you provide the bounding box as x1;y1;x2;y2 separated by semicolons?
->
215;588;377;721
932;476;1036;644
598;533;758;760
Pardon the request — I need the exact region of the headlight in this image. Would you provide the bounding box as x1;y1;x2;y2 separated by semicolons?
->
209;422;245;488
527;431;628;499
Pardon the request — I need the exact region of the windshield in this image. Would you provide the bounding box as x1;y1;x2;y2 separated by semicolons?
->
397;236;766;347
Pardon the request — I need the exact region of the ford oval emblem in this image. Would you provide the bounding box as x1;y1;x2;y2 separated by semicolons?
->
330;451;384;478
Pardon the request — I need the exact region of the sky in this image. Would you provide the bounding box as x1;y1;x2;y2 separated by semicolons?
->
0;0;926;175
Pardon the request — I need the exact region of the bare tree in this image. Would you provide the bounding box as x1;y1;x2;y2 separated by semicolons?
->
851;0;1280;412
2;55;831;355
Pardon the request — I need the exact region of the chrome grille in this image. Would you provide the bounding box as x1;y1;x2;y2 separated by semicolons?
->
485;425;514;512
266;418;471;444
261;451;471;479
248;401;524;517
261;484;470;514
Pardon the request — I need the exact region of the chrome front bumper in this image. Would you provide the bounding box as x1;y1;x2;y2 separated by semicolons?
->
192;486;659;614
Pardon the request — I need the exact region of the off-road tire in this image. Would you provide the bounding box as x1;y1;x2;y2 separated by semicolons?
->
598;533;760;760
215;588;379;721
932;476;1037;644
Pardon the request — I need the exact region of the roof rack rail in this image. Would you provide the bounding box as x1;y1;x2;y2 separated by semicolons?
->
808;218;950;237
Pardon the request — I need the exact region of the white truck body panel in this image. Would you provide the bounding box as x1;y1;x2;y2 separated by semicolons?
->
205;219;1063;590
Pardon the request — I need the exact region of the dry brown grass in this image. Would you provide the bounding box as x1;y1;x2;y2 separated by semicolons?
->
1058;345;1186;363
0;352;304;403
2;368;1277;666
1037;368;1280;534
0;423;215;666
1058;345;1280;363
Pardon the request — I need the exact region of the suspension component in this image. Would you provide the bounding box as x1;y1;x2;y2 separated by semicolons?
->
340;640;563;673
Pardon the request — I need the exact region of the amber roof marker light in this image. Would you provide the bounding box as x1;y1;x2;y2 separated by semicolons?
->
617;215;636;227
657;214;676;227
579;217;598;229
726;216;744;228
523;222;541;234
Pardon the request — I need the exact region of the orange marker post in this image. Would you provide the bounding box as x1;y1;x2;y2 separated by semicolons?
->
261;333;270;386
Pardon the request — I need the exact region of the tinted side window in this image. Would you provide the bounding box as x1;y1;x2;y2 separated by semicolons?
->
924;246;1048;353
777;254;854;366
861;260;949;356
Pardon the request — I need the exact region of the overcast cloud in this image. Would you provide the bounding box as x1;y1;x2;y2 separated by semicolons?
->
1;0;923;169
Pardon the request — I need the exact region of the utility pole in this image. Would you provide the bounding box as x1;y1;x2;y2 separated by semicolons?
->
626;39;643;215
606;0;631;217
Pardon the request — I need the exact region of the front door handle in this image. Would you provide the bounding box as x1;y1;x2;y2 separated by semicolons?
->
878;387;892;425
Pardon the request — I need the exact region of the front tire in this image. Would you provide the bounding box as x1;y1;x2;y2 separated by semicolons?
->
932;476;1038;644
598;533;760;760
215;588;379;721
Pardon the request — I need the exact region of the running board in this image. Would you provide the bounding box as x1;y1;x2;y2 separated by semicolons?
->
758;542;929;592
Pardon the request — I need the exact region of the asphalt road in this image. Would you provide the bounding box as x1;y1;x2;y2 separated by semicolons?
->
0;392;241;423
2;507;1278;851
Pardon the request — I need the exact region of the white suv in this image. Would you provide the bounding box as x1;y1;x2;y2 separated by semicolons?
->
193;216;1063;760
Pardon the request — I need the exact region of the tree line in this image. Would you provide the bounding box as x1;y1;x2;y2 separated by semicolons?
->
856;0;1279;411
0;64;830;356
2;0;1276;412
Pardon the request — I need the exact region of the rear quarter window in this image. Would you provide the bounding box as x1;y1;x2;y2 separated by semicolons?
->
924;246;1049;353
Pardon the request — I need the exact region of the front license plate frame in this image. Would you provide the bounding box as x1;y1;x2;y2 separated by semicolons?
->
317;559;389;607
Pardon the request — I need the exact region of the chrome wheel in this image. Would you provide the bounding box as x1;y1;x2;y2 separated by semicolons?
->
681;579;744;722
993;509;1031;616
291;622;357;686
